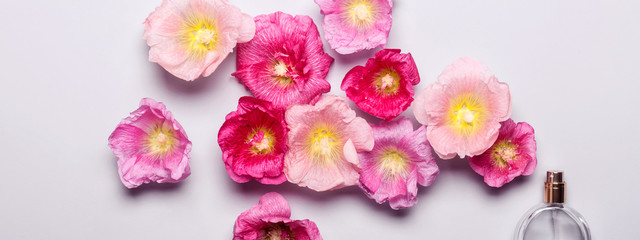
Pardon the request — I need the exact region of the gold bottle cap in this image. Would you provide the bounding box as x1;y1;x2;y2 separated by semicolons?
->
544;170;565;203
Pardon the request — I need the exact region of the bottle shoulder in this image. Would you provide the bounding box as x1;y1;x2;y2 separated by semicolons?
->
514;203;592;240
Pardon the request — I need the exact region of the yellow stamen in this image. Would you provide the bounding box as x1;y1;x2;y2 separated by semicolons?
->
448;94;486;136
271;61;293;86
193;27;215;46
180;13;218;58
454;103;477;124
308;124;342;164
345;0;375;27
273;61;288;77
354;4;371;20
374;69;400;94
147;125;176;156
248;130;275;154
380;74;394;90
379;149;408;178
491;140;519;168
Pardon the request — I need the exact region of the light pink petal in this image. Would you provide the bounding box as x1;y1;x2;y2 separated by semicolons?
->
437;57;493;85
314;0;338;14
321;14;357;54
343;139;359;166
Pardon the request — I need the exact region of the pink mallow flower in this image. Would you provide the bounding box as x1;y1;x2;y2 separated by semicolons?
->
359;117;439;210
285;95;374;191
469;119;537;188
108;98;191;188
314;0;393;54
233;12;334;110
341;49;420;121
143;0;255;81
413;57;511;159
234;192;323;240
218;97;288;185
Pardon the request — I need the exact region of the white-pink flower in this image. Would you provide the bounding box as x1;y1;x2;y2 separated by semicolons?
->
413;57;511;159
284;95;374;191
314;0;393;54
143;0;255;81
108;98;191;188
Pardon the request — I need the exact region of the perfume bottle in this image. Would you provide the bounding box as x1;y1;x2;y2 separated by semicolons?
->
514;171;591;240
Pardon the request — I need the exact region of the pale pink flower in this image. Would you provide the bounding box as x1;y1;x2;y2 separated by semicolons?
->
233;12;333;110
341;49;420;121
143;0;255;81
218;97;287;185
314;0;393;54
413;57;511;159
469;119;537;187
234;192;323;240
359;117;439;209
285;95;374;191
108;98;191;188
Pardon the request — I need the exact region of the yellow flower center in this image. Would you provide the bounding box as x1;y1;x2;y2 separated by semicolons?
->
261;222;293;240
194;27;215;46
180;13;218;58
273;62;288;77
146;124;177;156
345;0;375;27
272;60;293;86
308;124;342;164
374;69;400;94
378;149;408;178
455;104;477;124
448;93;486;136
380;74;394;90
354;4;371;20
248;129;275;154
491;140;519;168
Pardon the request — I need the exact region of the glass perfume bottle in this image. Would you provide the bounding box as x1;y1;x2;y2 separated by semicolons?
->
514;171;591;240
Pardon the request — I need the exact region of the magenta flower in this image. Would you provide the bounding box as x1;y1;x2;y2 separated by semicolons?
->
314;0;393;54
143;0;255;81
218;97;287;185
341;49;420;121
285;95;374;191
233;12;334;110
234;192;323;240
413;57;511;159
469;119;537;187
359;117;439;209
108;98;191;188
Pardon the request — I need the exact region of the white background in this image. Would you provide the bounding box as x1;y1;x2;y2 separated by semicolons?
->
1;0;638;239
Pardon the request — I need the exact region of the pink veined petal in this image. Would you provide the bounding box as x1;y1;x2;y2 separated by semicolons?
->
287;219;324;240
358;152;384;195
370;116;414;142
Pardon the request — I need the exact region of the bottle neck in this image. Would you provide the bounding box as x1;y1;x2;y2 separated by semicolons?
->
544;181;565;203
